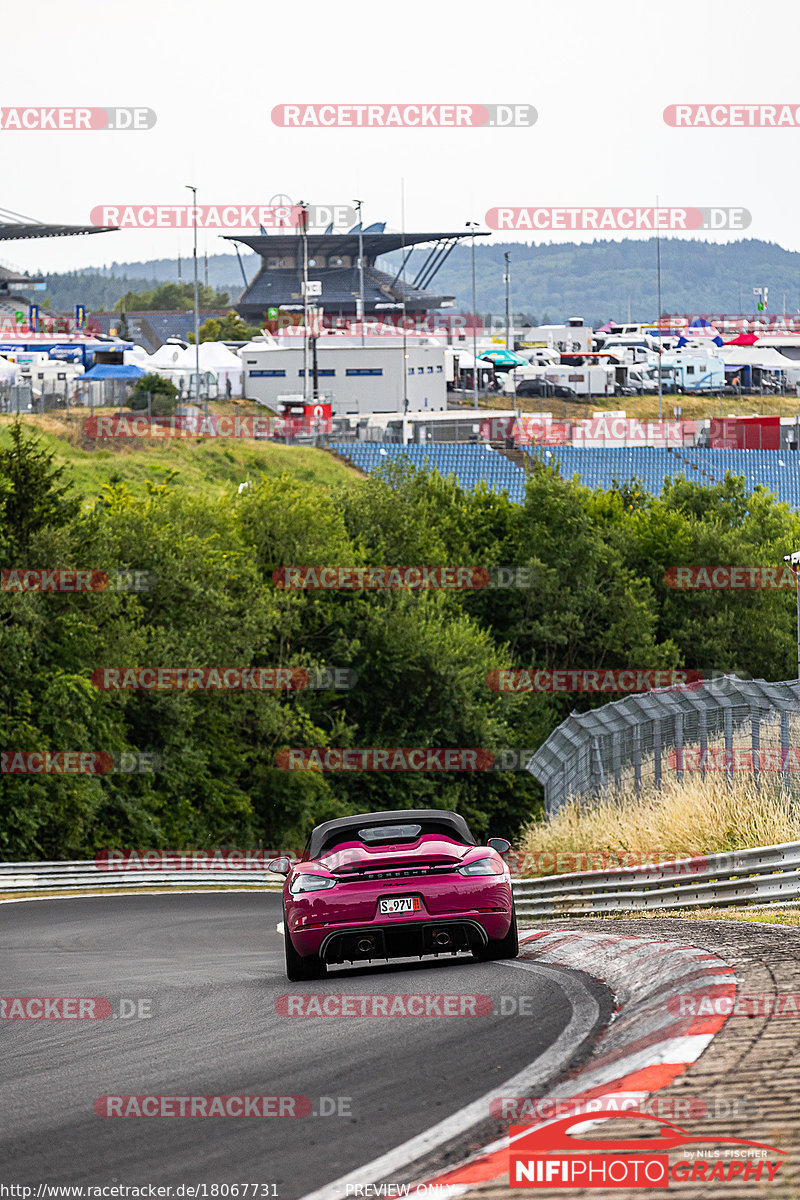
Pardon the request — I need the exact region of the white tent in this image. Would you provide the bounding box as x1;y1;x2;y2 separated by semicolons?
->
195;341;243;391
147;342;191;369
144;341;242;393
718;345;797;369
123;346;152;369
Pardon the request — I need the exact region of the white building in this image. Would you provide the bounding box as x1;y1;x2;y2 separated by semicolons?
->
240;336;447;417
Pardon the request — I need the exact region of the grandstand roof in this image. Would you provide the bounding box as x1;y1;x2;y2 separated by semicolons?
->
0;205;117;241
224;229;486;258
0;265;45;288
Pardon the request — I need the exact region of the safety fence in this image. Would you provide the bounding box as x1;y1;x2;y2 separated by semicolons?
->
528;676;800;814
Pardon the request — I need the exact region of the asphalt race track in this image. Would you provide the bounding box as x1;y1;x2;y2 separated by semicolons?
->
0;894;612;1198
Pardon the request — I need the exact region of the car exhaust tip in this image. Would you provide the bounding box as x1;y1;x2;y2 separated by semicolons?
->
433;931;452;947
357;937;376;954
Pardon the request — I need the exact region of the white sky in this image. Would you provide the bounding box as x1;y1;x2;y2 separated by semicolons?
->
2;0;797;274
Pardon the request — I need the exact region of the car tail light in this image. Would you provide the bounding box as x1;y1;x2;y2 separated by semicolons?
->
290;874;337;894
458;856;503;876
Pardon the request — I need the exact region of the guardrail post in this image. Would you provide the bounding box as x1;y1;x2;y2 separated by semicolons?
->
752;710;761;790
590;737;605;793
724;706;733;784
633;723;642;792
653;715;662;787
674;713;684;782
781;710;791;793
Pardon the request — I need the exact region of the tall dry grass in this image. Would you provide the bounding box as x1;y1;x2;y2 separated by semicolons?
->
515;774;800;875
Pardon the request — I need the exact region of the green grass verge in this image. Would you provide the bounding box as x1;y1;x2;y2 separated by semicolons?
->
0;412;361;501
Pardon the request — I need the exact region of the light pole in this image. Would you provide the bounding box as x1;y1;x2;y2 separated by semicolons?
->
299;202;310;404
656;195;663;424
504;251;511;351
467;221;479;409
354;199;366;346
400;180;408;445
185;185;203;413
504;250;516;410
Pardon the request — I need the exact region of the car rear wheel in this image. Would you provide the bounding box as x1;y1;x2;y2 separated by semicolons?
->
473;910;519;961
284;918;326;981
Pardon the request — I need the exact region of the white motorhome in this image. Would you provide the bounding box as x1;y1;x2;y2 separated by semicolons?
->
504;363;613;397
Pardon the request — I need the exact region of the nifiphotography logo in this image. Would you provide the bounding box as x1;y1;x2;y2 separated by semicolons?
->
509;1110;785;1188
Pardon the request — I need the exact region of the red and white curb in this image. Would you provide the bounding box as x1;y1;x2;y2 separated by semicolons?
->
408;929;736;1194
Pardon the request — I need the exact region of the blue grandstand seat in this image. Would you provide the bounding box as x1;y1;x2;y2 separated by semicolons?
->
329;444;800;510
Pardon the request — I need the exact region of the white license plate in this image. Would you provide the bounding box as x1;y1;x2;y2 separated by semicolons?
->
379;896;421;915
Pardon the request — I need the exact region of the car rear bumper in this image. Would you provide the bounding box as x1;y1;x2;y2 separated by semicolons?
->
319;918;488;963
289;908;513;960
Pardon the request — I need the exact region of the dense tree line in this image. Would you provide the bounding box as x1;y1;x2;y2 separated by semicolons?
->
1;425;799;859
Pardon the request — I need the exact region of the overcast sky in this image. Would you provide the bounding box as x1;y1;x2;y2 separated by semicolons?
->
2;0;798;275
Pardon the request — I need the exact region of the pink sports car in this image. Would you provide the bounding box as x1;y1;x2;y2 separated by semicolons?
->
270;808;518;980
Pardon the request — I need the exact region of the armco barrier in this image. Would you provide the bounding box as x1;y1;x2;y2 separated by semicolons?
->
512;838;800;916
0;860;284;893
4;843;800;911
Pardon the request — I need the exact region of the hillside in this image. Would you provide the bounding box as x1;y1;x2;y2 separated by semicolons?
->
0;411;360;500
28;239;800;325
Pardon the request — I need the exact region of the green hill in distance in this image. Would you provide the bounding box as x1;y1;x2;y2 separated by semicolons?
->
26;238;800;327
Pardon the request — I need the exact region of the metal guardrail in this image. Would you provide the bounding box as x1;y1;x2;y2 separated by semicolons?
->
511;839;800;915
3;843;800;912
0;860;284;893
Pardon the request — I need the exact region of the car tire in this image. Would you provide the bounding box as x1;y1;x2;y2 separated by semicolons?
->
284;917;326;981
473;909;519;961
